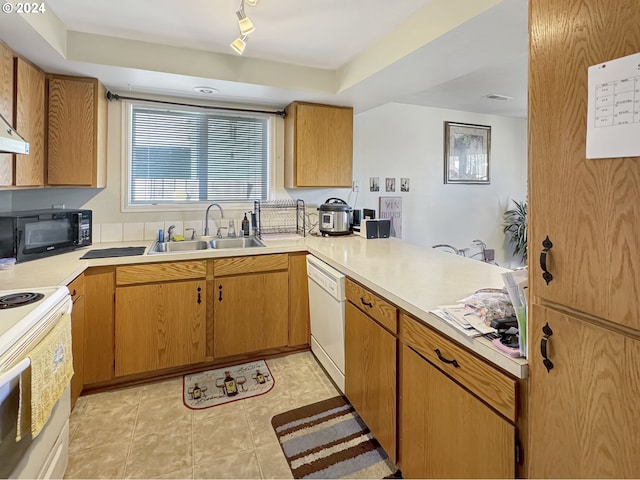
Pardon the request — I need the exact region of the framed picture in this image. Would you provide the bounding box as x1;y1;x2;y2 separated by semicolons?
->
369;177;380;192
444;122;491;184
400;177;410;192
385;177;395;192
379;196;402;238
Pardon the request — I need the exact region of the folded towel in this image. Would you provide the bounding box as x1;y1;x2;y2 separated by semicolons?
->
18;313;74;439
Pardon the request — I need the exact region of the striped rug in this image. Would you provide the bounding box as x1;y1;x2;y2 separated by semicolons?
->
271;396;400;479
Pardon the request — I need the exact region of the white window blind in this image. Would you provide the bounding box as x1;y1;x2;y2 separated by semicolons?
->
129;105;269;205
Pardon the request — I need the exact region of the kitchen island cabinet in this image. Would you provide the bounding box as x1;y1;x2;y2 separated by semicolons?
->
344;279;397;463
284;101;353;188
47;75;107;187
213;254;289;358
114;261;207;377
399;313;516;478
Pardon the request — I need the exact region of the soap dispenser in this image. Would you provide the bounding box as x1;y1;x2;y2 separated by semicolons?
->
242;212;250;237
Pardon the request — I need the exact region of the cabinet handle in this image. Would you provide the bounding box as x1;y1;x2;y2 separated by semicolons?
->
197;287;202;304
540;322;554;373
434;348;460;368
70;289;77;298
540;236;554;285
218;284;223;302
360;297;373;308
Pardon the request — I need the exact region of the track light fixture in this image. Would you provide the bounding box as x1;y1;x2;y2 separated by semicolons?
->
230;0;257;55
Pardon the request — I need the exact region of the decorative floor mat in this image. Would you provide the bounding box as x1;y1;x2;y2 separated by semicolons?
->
183;359;274;409
271;396;401;479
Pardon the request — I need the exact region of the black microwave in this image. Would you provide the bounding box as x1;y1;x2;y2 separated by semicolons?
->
0;209;92;262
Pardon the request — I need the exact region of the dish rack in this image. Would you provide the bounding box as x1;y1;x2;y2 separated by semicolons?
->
253;199;305;238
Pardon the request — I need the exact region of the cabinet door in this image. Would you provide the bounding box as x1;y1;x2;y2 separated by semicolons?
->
528;305;640;478
285;102;353;188
345;302;396;462
400;344;514;479
115;280;206;376
84;267;115;384
0;42;13;186
14;57;44;187
288;253;309;346
529;0;640;329
213;271;288;358
47;76;107;187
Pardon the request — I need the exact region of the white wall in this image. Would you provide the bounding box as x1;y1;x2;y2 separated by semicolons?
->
2;100;527;267
352;102;527;267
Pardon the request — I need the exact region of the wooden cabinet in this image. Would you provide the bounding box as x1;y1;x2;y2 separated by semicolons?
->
68;274;85;409
527;305;640;478
284;101;353;188
399;314;516;478
400;344;514;479
47;75;107;187
528;1;640;476
344;281;397;463
14;57;45;187
288;252;310;346
213;254;289;358
83;266;115;385
114;261;207;376
0;42;13;186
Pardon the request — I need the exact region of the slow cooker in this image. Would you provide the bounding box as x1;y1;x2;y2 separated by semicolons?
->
318;198;352;236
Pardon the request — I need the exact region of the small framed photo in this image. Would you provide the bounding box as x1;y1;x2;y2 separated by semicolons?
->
444;122;491;184
400;178;410;192
385;177;395;192
369;177;380;192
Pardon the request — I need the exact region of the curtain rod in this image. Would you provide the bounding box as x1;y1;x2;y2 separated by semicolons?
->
105;91;286;118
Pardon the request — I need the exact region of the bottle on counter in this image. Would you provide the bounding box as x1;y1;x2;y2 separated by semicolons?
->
242;212;250;237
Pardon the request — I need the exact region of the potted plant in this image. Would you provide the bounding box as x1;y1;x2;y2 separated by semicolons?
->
503;199;527;264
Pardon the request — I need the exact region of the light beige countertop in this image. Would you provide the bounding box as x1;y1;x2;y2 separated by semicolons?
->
0;234;528;378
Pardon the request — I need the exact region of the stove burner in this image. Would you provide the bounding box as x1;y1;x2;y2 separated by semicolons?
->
0;292;45;309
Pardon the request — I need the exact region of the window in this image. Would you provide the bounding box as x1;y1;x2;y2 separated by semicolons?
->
127;104;270;207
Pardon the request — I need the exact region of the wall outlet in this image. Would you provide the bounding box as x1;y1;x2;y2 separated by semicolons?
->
352;180;359;192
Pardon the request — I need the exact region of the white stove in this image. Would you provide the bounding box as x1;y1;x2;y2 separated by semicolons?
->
0;285;72;479
0;286;70;363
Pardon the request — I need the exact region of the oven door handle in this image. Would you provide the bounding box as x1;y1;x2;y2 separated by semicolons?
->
0;358;31;387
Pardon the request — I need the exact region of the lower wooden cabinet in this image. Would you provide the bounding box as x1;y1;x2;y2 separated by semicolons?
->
83;267;115;384
345;301;397;462
399;344;514;478
68;274;85;408
213;270;289;358
115;268;206;377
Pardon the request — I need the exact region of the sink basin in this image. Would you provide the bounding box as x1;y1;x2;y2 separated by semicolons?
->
148;240;210;254
209;237;266;249
147;237;265;254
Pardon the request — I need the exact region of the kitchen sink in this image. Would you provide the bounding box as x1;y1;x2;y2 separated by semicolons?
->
209;237;266;249
147;237;265;254
148;240;210;254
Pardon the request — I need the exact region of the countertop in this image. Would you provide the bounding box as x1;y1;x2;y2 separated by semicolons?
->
0;234;528;378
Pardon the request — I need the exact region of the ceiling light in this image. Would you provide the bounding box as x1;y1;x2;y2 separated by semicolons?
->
193;86;219;95
230;35;249;55
483;93;513;101
236;1;255;35
245;0;257;5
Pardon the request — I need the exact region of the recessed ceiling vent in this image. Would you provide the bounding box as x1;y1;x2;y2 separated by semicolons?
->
483;93;513;101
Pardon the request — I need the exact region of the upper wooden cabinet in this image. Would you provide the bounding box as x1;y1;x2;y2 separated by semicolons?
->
0;42;13;187
284;101;353;188
14;57;45;187
47;75;107;187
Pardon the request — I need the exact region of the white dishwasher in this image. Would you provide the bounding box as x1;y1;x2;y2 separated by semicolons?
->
306;254;346;393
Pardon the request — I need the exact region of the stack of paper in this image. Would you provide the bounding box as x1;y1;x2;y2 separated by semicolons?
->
431;304;497;337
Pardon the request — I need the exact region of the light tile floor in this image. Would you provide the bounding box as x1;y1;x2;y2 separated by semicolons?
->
65;351;340;479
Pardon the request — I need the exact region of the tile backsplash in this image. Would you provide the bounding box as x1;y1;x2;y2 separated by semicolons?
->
93;220;215;243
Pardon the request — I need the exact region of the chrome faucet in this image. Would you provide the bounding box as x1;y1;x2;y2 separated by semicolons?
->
167;224;176;242
185;228;196;240
216;226;228;238
204;203;224;236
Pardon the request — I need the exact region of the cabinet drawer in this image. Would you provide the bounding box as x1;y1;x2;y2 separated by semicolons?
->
116;261;207;285
68;273;85;301
345;279;397;333
400;313;516;422
214;254;288;276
